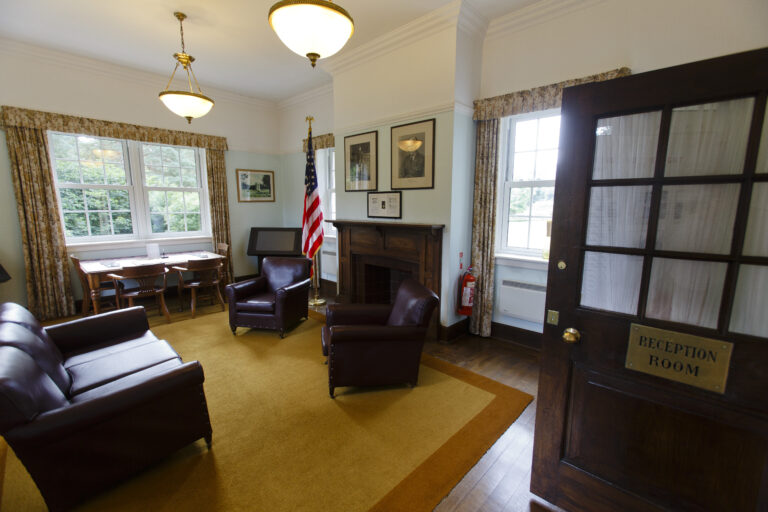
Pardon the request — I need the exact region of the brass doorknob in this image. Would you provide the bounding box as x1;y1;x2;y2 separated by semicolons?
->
562;328;581;344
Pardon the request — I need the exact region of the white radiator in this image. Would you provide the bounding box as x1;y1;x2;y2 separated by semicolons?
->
498;280;546;323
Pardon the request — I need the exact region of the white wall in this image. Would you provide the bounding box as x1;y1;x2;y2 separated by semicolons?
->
277;86;334;155
481;0;768;99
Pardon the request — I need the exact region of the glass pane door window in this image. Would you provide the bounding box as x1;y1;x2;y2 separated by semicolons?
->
498;110;560;258
578;97;768;338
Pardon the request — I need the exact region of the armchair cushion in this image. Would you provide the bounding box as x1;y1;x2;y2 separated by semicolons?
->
237;291;276;313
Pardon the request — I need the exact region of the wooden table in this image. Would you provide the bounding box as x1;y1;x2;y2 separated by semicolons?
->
78;251;224;315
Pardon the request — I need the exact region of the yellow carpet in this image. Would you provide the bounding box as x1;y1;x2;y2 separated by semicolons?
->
1;312;532;511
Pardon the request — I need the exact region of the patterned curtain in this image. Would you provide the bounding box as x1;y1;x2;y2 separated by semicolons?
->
206;149;234;285
470;119;499;337
5;125;75;320
302;133;335;153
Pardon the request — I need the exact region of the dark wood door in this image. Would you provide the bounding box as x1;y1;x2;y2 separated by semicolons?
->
532;48;768;511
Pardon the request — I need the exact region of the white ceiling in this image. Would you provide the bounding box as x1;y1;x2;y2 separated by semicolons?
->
0;0;532;102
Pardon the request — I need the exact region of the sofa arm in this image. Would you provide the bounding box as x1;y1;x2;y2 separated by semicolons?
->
225;277;267;303
275;278;311;302
328;325;426;343
326;304;392;326
5;361;205;443
44;307;149;354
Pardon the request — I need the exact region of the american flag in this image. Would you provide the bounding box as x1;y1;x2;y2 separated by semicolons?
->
302;129;324;262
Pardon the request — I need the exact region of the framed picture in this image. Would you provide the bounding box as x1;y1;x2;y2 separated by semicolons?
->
344;131;378;191
391;118;435;190
367;191;402;219
237;169;275;202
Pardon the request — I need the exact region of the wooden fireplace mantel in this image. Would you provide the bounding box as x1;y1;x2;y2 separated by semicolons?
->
331;220;444;304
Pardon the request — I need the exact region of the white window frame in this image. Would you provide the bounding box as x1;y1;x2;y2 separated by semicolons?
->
495;109;561;260
49;131;211;248
316;147;337;238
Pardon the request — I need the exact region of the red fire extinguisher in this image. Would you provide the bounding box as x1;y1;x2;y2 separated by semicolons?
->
457;265;476;316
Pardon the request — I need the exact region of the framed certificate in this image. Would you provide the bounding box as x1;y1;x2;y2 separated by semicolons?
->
367;191;402;219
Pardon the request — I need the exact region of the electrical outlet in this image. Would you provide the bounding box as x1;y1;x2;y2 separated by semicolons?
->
546;309;559;326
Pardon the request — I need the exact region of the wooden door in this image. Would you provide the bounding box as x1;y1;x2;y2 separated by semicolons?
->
532;48;768;511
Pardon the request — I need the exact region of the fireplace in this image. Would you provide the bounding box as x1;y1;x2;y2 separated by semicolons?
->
331;220;444;309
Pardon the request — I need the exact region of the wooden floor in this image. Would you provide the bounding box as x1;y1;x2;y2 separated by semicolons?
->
422;335;566;512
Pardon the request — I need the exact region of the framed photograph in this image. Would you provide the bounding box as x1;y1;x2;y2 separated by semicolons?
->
344;131;378;191
391;118;435;190
367;191;402;219
237;169;275;202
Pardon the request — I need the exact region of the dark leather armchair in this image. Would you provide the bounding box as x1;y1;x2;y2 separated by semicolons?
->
321;278;439;398
0;302;212;511
225;256;312;337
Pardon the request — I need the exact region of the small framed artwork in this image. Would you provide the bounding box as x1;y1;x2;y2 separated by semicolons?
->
344;131;378;192
237;169;275;202
391;119;435;190
367;191;402;219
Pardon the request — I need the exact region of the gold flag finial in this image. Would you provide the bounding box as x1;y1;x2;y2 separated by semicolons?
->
305;116;314;134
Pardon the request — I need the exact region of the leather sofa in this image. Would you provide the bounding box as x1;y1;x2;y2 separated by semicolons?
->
225;256;312;337
0;302;212;511
321;278;439;398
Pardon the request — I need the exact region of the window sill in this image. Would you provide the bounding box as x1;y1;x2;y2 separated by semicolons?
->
67;235;213;253
494;253;549;271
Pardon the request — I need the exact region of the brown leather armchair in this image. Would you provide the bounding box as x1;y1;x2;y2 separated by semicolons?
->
225;256;312;337
0;302;212;511
321;279;439;398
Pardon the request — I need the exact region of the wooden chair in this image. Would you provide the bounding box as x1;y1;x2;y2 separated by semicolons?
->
108;263;171;322
70;255;120;316
173;258;225;319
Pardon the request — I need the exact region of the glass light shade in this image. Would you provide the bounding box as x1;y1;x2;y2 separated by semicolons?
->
398;138;423;152
269;1;354;62
159;91;214;122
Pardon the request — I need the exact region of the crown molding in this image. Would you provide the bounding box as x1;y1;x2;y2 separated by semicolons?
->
0;37;278;111
486;0;607;40
458;0;490;39
335;102;461;137
454;100;474;118
277;83;334;111
321;0;463;77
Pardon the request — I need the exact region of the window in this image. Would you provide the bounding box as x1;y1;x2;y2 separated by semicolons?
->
316;147;337;237
49;132;210;244
497;110;561;259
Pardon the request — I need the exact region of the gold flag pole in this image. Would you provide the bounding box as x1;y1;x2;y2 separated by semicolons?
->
306;115;326;307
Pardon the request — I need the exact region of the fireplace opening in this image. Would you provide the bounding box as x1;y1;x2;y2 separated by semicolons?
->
363;264;413;304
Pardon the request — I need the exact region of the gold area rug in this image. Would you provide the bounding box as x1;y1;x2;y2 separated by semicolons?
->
1;312;532;511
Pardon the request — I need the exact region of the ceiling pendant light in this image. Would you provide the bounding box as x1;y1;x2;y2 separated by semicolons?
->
398;137;423;152
268;0;354;68
158;12;214;123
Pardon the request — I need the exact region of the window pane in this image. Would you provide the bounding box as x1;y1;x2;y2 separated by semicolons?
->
88;212;112;235
181;167;197;187
529;218;550;250
185;192;200;213
729;265;768;337
105;163;127;185
743;182;768;256
77;136;101;161
593;111;661;180
112;212;133;234
168;213;185;232
515;119;538;151
655;184;740;254
164;167;181;187
81;162;104;184
179;148;196;167
52;134;77;160
151;213;167;233
167;191;184;212
580;252;643;315
109;189;130;210
534;149;557;181
148;191;166;212
646;258;727;329
186;213;201;231
162;146;180;166
84;189;108;210
59;188;85;211
586;186;651;248
63;212;88;237
512;152;535;181
143;145;162;166
666;98;754;176
509;187;531;216
146;166;163;186
56;160;80;183
531;187;554;217
507;218;529;248
100;140;123;163
538;116;560;150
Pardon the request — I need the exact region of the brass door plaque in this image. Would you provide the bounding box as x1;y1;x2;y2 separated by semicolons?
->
625;324;733;394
